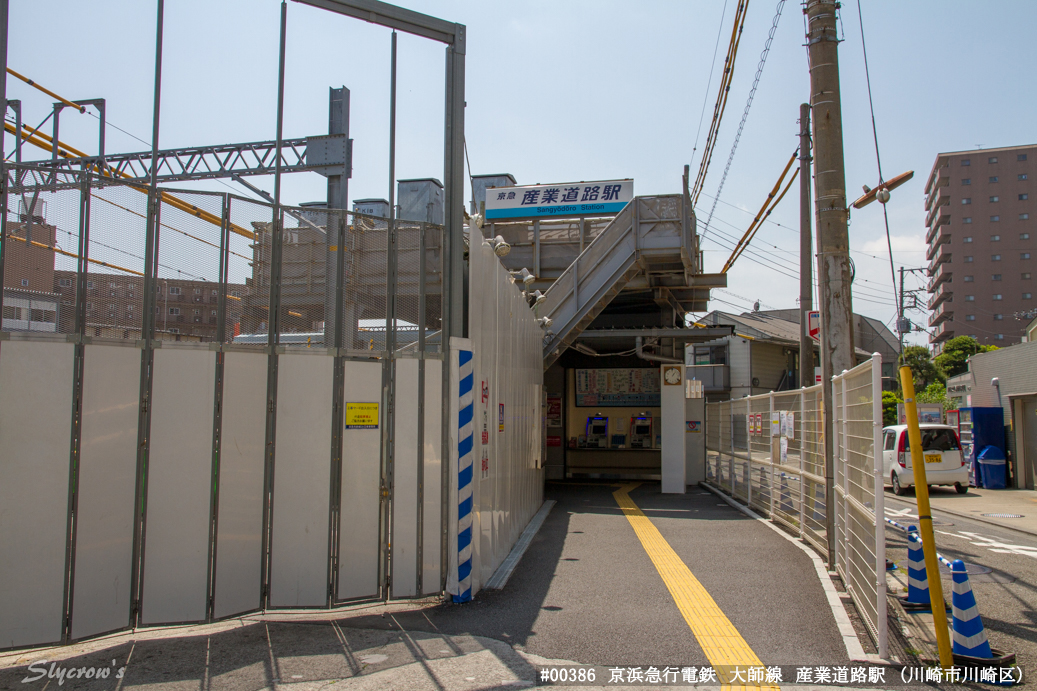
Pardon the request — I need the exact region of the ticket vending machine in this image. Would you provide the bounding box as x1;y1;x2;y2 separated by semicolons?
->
585;416;609;449
629;416;653;449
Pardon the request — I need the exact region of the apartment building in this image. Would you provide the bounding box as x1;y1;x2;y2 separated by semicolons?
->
926;144;1036;354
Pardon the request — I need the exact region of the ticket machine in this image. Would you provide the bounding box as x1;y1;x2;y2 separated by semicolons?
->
629;416;653;449
585;416;609;449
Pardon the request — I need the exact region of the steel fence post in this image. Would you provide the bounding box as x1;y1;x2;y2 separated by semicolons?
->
799;387;806;539
769;391;776;518
746;397;752;507
841;372;849;576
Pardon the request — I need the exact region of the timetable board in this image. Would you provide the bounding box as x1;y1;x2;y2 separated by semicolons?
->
575;368;661;407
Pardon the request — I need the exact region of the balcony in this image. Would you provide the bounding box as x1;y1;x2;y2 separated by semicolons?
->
687;364;730;392
928;262;952;290
928;283;952;309
931;320;955;343
929;300;952;326
926;228;950;260
925;185;950;214
924;164;949;196
927;244;951;275
925;208;951;244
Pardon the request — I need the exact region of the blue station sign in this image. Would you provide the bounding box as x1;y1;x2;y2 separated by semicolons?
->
484;179;633;221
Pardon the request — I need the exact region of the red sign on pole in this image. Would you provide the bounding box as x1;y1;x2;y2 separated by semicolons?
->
808;310;821;342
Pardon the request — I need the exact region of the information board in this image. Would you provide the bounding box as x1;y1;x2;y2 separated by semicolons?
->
345;402;379;429
575;368;660;407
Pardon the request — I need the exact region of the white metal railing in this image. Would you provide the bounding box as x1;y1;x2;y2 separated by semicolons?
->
705;353;886;658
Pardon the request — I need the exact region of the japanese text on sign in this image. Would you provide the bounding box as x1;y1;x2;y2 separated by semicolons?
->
345;402;379;429
484;179;633;221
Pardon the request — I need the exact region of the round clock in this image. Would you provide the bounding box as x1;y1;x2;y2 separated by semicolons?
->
663;366;682;385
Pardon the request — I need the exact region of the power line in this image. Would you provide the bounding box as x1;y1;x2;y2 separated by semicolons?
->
703;0;788;240
691;0;730;166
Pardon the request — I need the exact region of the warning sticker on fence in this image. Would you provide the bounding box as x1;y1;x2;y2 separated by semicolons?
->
346;402;379;429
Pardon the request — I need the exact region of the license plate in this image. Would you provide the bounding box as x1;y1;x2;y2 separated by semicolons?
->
924;454;942;464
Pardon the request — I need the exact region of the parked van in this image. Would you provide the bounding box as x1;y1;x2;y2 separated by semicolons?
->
881;424;968;496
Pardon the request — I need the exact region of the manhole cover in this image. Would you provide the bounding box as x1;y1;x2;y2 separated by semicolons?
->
981;513;1024;518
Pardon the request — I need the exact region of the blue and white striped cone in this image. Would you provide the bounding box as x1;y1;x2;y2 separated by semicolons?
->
951;559;993;658
454;349;474;603
903;527;931;607
812;482;825;522
779;473;793;513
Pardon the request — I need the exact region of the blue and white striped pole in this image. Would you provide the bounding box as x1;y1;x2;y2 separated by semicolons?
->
951;559;993;658
455;348;474;603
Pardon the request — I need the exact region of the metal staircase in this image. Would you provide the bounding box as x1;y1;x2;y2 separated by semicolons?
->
539;195;724;369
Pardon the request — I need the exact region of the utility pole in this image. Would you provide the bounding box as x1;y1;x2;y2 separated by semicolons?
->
799;103;814;389
898;266;906;357
806;0;855;569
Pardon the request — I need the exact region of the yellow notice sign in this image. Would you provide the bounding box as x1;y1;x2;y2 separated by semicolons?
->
346;402;379;429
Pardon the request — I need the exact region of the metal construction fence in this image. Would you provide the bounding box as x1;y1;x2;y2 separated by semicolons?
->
705;354;886;657
0;165;541;652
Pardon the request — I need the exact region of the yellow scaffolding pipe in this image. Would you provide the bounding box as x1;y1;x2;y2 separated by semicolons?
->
5;67;86;113
7;232;144;276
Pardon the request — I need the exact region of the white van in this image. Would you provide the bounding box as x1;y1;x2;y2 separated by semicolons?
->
881;424;968;496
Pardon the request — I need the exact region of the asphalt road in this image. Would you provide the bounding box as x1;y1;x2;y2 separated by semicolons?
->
369;481;853;668
883;488;1037;682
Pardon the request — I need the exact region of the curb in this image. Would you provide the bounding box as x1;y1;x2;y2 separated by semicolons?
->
884;493;1037;540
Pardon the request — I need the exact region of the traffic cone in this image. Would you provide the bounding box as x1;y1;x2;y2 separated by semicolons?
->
779;473;793;513
812;482;825;522
899;528;949;613
950;559;993;658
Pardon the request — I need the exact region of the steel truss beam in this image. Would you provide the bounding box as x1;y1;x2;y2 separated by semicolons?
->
13;134;349;184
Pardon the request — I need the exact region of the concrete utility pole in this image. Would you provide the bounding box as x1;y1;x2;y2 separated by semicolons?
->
806;0;855;568
898;266;906;356
799;103;814;389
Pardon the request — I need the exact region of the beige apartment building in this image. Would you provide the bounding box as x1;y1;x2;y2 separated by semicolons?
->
926;144;1036;354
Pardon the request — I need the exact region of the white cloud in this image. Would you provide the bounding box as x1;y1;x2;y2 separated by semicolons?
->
858;234;926;254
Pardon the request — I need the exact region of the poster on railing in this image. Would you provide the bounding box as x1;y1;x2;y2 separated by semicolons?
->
575;368;660;407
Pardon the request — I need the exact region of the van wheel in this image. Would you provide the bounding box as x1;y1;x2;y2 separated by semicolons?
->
955;482;968;495
893;472;907;496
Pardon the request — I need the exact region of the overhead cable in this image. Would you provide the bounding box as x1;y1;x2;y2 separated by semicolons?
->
703;0;787;239
721;149;798;273
690;0;750;207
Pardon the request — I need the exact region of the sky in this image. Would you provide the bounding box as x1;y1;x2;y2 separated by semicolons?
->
6;0;1037;346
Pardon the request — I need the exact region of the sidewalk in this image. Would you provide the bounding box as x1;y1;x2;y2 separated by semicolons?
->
885;486;1037;537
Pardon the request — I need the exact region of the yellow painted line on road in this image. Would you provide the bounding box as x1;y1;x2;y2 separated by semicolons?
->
613;483;777;690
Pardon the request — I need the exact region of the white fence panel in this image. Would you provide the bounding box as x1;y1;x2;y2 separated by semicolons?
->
141;345;215;625
392;358;420;598
0;338;74;649
422;358;443;595
70;344;140;640
338;360;382;600
213;349;267;619
270;352;334;607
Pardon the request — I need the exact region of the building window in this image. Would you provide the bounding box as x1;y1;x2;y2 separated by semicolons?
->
168;286;181;295
989;176;998;183
128;304;134;311
193;308;200;315
962;159;971;166
991;215;1000;222
988;156;998;164
1023;233;1032;240
231;290;241;297
992;274;1002;281
20;278;28;287
194;288;202;295
1020;174;1029;181
58;278;72;288
990;196;999;203
964;275;974;282
963;217;972;224
212;289;218;295
992;235;1001;241
169;307;180;316
965;256;974;262
1021;194;1030;201
965;295;975;301
995;334;1004;340
86;303;93;310
962;198;972;205
1023;214;1031;221
993;294;1003;300
1019;154;1029;161
1025;293;1033;299
1023;253;1032;260
992;254;1001;261
211;309;217;316
964;236;973;242
966;315;975;321
994;314;1003;320
961;178;971;185
169;328;179;334
86;281;94;289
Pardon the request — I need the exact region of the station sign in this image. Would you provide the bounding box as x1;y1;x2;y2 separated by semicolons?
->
484;179;633;221
807;310;820;342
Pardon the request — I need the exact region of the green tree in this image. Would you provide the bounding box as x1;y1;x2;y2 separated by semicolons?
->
882;390;902;426
916;381;953;411
899;345;945;390
933;336;997;378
